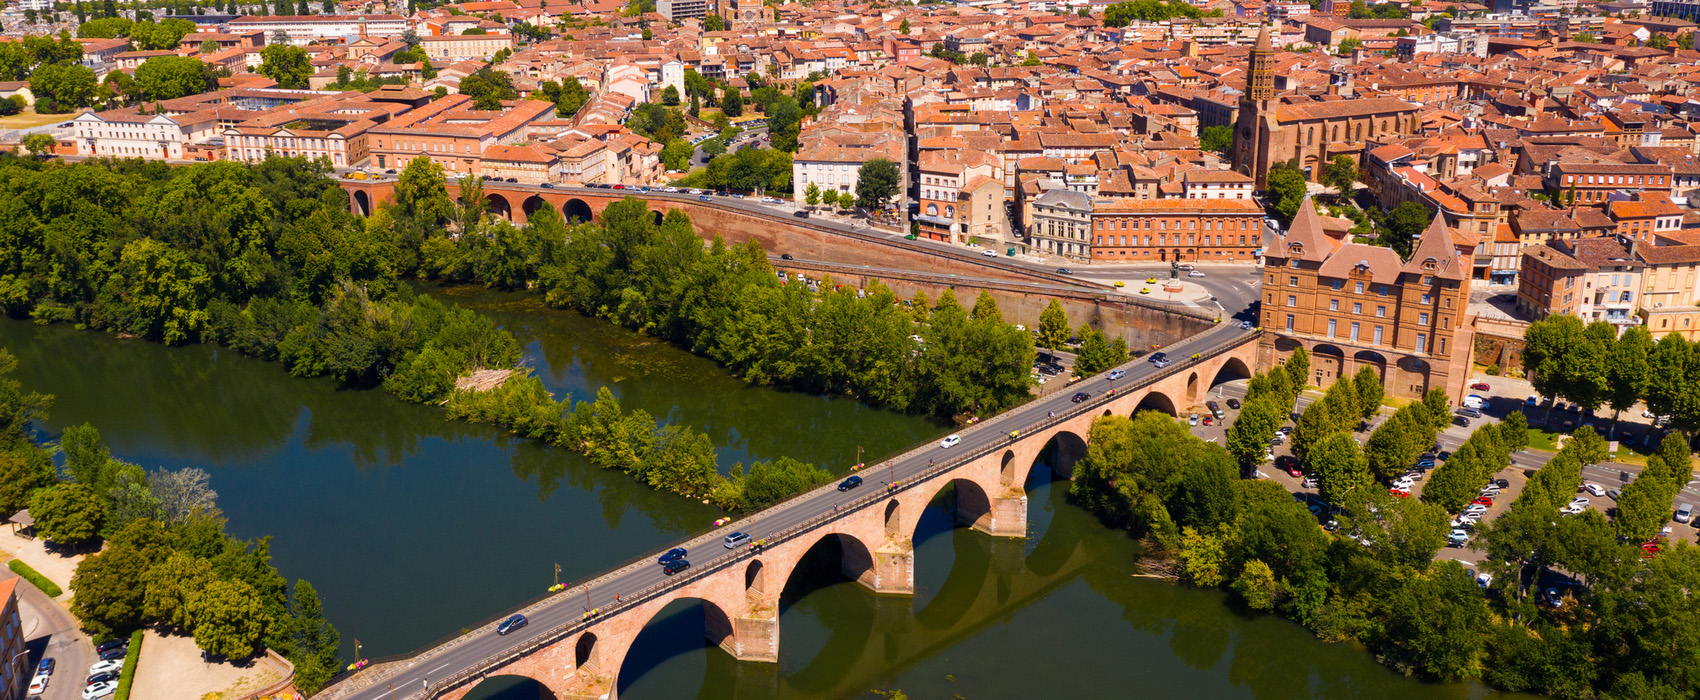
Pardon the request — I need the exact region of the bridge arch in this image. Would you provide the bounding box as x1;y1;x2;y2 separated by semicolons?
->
999;449;1017;487
563;198;593;223
486;193;512;221
1185;371;1200;403
930;477;993;533
574;632;597;670
458;675;557;700
651;209;665;226
352;189;370;217
1211;355;1252;387
1038;429;1087;481
521;194;549;220
614;595;738;697
745;559;766;597
1311;343;1346;388
1354;349;1388;384
1134;390;1178;417
778;530;882;597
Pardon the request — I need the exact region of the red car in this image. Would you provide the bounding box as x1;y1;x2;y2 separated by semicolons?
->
1389;489;1410;498
1642;538;1664;557
1472;496;1494;507
1202;416;1215;426
1470;382;1491;391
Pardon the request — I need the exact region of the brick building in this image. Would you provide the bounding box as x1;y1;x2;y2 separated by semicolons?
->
1089;198;1264;262
1258;196;1475;401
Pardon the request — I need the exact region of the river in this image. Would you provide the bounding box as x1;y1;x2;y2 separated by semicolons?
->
0;288;1525;700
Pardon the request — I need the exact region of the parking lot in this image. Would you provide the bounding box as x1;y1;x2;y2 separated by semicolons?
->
1181;372;1698;569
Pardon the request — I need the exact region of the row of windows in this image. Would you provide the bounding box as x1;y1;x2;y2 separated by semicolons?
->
1097;218;1252;231
1097;234;1250;246
1564;173;1666;186
1277;293;1446;327
1275;314;1444;355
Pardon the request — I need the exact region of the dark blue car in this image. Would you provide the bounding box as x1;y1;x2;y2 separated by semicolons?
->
658;547;687;565
837;475;862;491
36;658;54;676
496;613;528;635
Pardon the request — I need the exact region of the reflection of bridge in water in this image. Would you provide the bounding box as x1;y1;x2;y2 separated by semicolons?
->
609;462;1100;700
317;326;1257;700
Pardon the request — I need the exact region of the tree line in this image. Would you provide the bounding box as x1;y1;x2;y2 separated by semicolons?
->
0;351;342;692
1070;406;1700;697
1523;316;1700;437
386;158;1037;420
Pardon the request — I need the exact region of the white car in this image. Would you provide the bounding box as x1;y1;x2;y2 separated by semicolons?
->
981;249;998;257
1582;483;1606;497
1561;503;1586;515
1463;504;1488;515
1476;572;1494;588
1187;270;1206;278
1569;497;1590;509
27;674;47;697
88;660;123;676
939;435;962;449
83;681;117;700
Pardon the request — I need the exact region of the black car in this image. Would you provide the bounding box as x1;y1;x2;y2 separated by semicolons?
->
1056;267;1073;275
1148;352;1168;363
541;183;555;189
95;639;127;655
1453;415;1472;427
1206;401;1223;418
658;547;687;565
1071;391;1090;403
496;613;528;635
506;177;518;183
837;475;862;491
664;558;690;575
87;671;119;685
1493;478;1510;488
1226;398;1241;410
98;647;127;661
793;210;810;218
780;253;794;260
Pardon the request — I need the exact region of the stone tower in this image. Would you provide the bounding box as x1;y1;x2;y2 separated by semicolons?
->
1233;25;1278;188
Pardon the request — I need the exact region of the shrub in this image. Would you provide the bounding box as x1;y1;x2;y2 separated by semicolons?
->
114;629;144;700
1485;365;1500;376
7;559;62;597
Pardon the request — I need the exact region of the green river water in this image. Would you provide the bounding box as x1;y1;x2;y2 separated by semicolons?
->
0;287;1526;700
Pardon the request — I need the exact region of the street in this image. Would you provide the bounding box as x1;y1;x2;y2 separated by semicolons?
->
2;572;90;700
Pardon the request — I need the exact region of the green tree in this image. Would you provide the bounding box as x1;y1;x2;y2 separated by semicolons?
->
1310;431;1371;505
0;350;50;445
1228;396;1283;467
190;578;273;660
135;55;217;100
288;579;339;693
803;182;820;208
660;84;679;105
1378;201;1431;258
142;551;217;630
1378;562;1492;680
257;44;311;88
721;87;742;117
114;238;213;345
899;18;909;33
69;545;150;635
29;62;98;113
660;138;692;171
1352;365;1383;424
703;13;727;30
1322;154;1358;193
1037;300;1069;350
1199;125;1231;154
1501;410;1528;452
1285;345;1310;394
0;449;54;517
61;422;112;491
1337;37;1364;55
1422;388;1451;433
21;133;57;157
1232;559;1279;610
30;483;106;548
1605;325;1651;434
1266;165;1307;225
855;158;901;211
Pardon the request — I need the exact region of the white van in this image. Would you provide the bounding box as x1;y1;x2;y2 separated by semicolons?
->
1463;395;1485;409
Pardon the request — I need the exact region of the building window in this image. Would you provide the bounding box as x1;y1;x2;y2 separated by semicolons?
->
1353;302;1362;314
1376;305;1386;317
1286;314;1295;331
1350;322;1360;340
1378;286;1389;296
1287;295;1297;306
1289;276;1298;286
1327;319;1337;337
1330;299;1339;311
1419;312;1429;325
1421;293;1431;304
1416;333;1428;354
1332;280;1343;290
1355;281;1365;293
1373;325;1383;344
1440;338;1447;355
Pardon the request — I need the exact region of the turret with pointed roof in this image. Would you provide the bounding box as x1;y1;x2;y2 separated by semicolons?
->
1403;212;1469;280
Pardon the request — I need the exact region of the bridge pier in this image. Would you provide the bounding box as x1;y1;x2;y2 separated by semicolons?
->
974;492;1028;538
870;541;915;595
727;611;779;663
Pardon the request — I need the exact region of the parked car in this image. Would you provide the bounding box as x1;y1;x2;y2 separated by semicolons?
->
96;647;125;662
496;614;528;635
1476;572;1494;588
1226;398;1241;409
1582;483;1606;497
1202;416;1215;426
1448;529;1469;547
85;672;118;686
939;435;962;449
82;681;116;700
27;675;48;697
1206;401;1223;418
36;659;54;677
1456;407;1482;418
1187;413;1199;426
94;640;126;655
1470;382;1491;391
1463;395;1486;409
1452;415;1472;428
1526;395;1539;406
1676;502;1694;524
838;475;863;492
1301;476;1318;489
1493;478;1510;488
86;660;122;676
724;531;752;548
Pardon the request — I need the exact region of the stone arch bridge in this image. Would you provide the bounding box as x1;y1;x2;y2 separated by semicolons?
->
316;326;1259;700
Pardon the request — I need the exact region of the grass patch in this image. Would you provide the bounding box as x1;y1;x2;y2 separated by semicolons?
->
0;111;75;129
1526;426;1655;466
7;559;62;597
113;629;144;700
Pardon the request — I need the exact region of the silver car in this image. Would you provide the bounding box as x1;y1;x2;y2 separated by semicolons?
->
1676;502;1694;524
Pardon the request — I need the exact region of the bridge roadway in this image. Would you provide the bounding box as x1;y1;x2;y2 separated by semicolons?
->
326;319;1256;700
